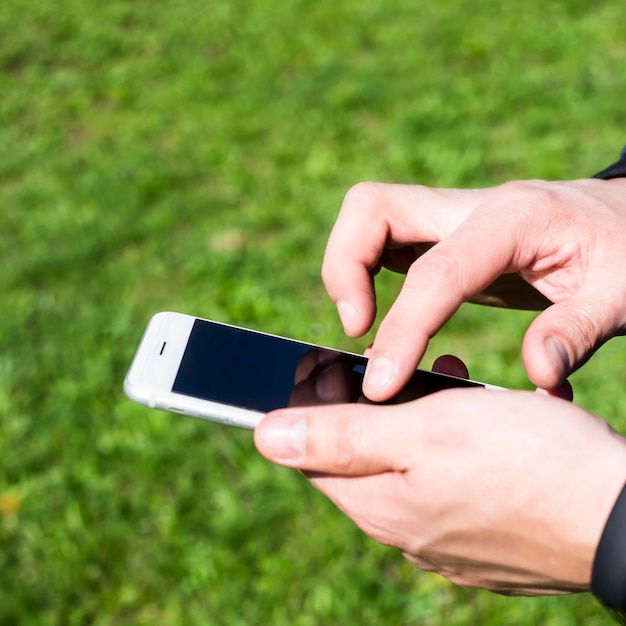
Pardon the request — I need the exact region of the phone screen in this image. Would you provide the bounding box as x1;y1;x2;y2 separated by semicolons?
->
171;319;481;413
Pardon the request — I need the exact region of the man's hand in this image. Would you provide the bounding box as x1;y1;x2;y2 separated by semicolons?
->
322;178;626;400
255;390;626;595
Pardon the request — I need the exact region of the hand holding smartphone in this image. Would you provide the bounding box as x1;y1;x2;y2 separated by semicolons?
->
124;312;497;429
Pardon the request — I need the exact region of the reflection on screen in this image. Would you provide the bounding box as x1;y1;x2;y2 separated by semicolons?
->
172;319;481;413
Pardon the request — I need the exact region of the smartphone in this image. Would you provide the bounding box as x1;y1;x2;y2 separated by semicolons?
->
124;311;497;430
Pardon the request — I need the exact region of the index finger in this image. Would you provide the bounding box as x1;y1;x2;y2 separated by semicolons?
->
363;208;525;400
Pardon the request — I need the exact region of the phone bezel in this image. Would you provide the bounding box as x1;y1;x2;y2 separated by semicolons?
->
125;312;499;430
125;312;295;429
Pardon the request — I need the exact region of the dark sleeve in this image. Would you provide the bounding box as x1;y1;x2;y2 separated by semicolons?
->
604;608;626;625
592;483;626;623
593;146;626;179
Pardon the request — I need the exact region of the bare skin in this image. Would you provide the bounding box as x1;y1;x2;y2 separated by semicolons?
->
321;178;626;400
255;389;626;595
255;176;626;594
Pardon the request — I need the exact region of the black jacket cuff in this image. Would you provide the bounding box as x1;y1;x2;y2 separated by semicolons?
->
593;146;626;180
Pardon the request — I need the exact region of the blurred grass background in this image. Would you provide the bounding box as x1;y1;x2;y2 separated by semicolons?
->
1;0;625;623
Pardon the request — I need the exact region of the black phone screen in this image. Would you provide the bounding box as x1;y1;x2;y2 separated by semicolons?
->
172;319;481;413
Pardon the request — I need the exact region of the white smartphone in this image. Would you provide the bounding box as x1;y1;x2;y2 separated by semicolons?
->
124;311;498;430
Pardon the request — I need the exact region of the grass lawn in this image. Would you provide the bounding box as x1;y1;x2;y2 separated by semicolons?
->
1;0;625;623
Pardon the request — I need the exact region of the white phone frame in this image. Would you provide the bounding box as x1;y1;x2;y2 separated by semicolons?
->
125;311;502;430
126;312;273;429
125;311;318;429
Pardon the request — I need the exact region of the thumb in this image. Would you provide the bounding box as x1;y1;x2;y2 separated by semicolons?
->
522;293;619;389
254;404;410;475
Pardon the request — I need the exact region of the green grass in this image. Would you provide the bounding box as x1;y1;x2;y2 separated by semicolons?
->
1;0;626;623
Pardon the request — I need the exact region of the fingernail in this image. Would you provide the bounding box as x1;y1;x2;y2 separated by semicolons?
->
260;415;307;462
365;356;395;390
336;300;357;333
545;336;570;373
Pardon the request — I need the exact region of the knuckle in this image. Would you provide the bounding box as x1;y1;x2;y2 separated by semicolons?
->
330;416;361;473
493;180;561;220
561;307;601;351
411;249;463;277
323;182;388;286
496;179;542;199
408;248;465;290
339;182;398;226
342;181;385;210
358;520;391;547
320;257;333;286
402;550;437;572
494;179;543;203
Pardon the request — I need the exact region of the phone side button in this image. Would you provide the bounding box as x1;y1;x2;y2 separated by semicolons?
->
167;406;186;414
205;412;233;426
